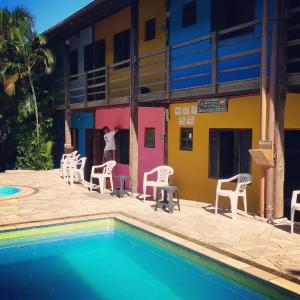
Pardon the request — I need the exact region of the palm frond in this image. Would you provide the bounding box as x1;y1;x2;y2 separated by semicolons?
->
4;75;18;96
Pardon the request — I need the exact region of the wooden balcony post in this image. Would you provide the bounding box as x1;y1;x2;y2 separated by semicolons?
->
211;31;217;94
64;40;72;154
166;46;170;98
84;71;88;108
130;0;139;192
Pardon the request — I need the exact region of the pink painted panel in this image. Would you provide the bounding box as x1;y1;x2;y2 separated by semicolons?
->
95;106;130;185
138;107;165;194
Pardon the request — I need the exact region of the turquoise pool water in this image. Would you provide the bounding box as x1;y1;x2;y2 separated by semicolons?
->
0;219;297;300
0;186;20;197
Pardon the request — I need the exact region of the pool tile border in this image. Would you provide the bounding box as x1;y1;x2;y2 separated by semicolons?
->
0;212;299;296
0;185;38;200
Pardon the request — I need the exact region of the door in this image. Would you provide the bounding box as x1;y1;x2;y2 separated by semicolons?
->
93;129;105;165
138;107;165;194
285;130;300;221
85;129;94;180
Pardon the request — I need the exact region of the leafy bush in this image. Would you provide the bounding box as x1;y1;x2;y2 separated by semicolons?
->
16;119;54;170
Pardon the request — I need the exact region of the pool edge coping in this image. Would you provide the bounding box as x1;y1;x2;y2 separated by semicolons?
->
0;212;299;296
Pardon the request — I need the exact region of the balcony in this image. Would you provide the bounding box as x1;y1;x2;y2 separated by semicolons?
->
53;19;278;109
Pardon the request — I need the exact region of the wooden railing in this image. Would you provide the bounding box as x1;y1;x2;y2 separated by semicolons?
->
54;19;267;107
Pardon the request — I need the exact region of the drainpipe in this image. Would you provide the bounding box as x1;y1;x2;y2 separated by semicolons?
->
266;0;280;222
259;0;268;218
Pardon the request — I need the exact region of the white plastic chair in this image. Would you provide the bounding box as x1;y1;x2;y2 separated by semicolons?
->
143;166;174;201
63;154;80;183
291;190;300;233
67;157;87;186
89;160;116;194
215;173;252;220
60;150;78;177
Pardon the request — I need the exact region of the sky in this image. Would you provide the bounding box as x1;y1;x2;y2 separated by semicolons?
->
0;0;94;33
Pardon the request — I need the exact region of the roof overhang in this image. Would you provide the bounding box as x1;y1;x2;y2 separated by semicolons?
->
44;0;130;44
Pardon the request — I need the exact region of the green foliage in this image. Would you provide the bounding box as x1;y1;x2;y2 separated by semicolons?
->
0;6;55;171
16;119;54;170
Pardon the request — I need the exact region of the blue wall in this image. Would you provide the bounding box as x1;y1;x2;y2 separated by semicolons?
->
53;110;65;167
169;0;272;90
71;112;94;156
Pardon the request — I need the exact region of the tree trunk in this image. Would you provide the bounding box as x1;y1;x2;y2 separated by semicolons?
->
29;74;39;144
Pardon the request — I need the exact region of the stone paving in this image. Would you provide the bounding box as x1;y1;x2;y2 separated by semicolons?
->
0;170;300;289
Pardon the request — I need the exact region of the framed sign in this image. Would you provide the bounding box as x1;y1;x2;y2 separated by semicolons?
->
178;116;186;126
175;107;182;116
197;98;228;113
182;106;190;115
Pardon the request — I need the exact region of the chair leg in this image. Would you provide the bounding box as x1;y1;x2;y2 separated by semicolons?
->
89;178;93;191
99;178;104;194
153;186;157;201
291;207;295;234
215;194;219;215
231;196;238;220
143;185;147;201
243;194;248;215
110;176;114;193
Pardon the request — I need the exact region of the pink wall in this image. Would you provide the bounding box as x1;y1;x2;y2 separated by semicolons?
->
138;107;165;194
95;106;130;185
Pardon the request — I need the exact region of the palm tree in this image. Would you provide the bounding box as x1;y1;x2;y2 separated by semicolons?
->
0;7;54;143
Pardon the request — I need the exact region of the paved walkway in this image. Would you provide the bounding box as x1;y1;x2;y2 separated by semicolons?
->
0;170;300;287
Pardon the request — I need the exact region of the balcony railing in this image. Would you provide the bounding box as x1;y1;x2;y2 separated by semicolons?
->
54;19;273;108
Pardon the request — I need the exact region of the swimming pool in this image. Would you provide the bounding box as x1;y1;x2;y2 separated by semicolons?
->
0;186;21;198
0;218;297;299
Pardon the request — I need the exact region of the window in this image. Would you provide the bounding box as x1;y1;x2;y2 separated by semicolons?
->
71;128;79;151
113;29;130;69
144;128;155;148
115;129;129;164
69;50;78;79
211;0;255;39
145;18;156;41
180;128;193;151
209;129;252;178
182;1;197;28
84;44;93;71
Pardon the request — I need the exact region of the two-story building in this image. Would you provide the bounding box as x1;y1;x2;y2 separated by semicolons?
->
46;0;300;221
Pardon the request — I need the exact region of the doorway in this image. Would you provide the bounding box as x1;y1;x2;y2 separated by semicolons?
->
284;130;300;220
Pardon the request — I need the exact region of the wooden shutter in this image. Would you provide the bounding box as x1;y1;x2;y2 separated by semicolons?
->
209;130;220;178
239;130;252;173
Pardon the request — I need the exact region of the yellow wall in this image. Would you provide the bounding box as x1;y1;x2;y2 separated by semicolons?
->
168;93;300;213
139;0;167;93
93;1;166;98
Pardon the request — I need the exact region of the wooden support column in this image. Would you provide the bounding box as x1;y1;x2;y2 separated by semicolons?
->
64;40;72;154
129;0;139;192
266;0;278;221
259;0;269;218
211;31;217;94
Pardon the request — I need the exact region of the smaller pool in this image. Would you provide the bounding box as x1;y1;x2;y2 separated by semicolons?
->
0;186;21;198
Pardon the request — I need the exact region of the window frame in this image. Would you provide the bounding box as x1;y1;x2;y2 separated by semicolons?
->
145;18;156;41
180;127;193;151
211;0;255;40
182;1;197;28
115;129;130;165
69;50;78;80
208;128;252;179
144;127;156;148
113;28;130;70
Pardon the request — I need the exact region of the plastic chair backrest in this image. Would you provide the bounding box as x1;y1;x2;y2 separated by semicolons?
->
103;160;116;175
236;173;252;193
157;166;174;183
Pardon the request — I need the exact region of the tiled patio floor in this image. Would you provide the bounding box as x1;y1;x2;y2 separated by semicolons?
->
0;170;300;290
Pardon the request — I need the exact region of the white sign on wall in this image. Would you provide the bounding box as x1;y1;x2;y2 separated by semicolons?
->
191;105;197;115
178;117;186;126
187;116;195;126
182;106;190;115
175;107;182;116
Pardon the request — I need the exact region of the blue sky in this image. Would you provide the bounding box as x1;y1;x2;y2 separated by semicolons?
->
0;0;94;33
